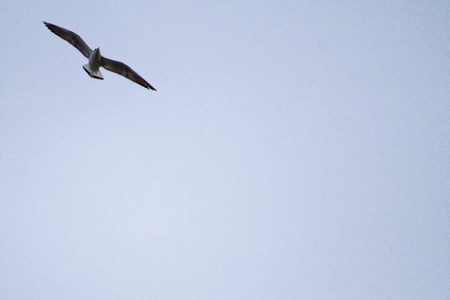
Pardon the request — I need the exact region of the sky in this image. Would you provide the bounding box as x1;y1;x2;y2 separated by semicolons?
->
1;1;449;299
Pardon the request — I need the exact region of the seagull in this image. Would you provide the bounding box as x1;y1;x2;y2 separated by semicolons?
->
43;21;156;90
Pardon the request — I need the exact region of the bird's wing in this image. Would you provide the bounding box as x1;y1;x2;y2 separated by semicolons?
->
43;21;92;59
100;57;156;90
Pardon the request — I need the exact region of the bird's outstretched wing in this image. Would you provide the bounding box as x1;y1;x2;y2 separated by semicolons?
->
101;57;156;90
43;21;93;59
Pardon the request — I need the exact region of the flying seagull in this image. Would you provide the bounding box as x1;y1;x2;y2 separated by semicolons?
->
43;21;156;90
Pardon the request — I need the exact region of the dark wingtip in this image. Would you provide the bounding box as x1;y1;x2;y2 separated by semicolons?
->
43;21;52;30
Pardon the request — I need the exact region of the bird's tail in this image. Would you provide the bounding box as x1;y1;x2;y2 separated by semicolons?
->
83;64;104;80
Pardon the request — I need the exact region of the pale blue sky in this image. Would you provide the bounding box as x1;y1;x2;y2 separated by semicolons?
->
1;1;449;299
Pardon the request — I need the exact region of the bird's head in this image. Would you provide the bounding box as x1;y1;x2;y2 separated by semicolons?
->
92;47;101;58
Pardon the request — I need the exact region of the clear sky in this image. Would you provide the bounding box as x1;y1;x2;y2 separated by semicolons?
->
1;1;449;299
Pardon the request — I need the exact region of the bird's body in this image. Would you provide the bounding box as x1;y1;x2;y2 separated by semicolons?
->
43;21;156;90
84;48;104;80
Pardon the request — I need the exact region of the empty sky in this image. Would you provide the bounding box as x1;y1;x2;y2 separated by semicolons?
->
1;1;449;299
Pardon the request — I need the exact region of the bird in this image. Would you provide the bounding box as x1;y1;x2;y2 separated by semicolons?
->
43;21;156;91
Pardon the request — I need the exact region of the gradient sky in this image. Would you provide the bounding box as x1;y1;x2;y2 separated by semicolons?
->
1;1;449;299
